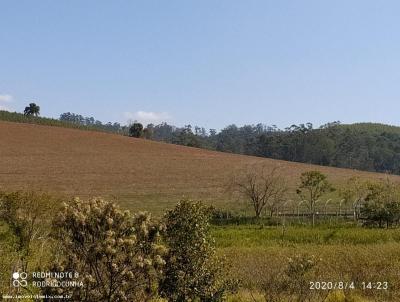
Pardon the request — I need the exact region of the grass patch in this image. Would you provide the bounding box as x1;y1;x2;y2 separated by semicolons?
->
212;225;400;247
214;226;400;300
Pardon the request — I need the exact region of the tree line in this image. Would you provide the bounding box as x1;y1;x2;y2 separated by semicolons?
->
59;112;127;134
128;121;400;175
57;112;400;176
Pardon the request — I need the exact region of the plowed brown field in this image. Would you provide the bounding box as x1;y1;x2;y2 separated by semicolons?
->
1;121;398;214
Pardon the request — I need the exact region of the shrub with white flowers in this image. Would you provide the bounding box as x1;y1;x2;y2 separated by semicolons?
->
45;197;165;301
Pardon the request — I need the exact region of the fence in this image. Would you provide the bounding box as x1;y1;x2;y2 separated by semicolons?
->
212;198;365;225
272;199;362;219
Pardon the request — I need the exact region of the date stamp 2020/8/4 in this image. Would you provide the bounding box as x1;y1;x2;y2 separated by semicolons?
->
309;281;389;291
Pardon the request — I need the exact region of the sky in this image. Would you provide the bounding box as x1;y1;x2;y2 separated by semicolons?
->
1;1;400;130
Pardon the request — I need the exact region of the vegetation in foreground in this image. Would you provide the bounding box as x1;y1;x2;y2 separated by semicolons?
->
0;193;235;301
1;189;400;301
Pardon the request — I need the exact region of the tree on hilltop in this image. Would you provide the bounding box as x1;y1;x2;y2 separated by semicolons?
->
23;102;40;116
129;122;144;138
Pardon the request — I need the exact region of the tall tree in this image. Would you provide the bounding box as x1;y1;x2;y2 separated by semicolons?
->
297;171;334;227
23;103;40;116
129;122;144;138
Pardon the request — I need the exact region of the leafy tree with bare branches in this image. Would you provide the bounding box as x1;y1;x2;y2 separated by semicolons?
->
230;165;287;218
339;176;369;220
297;171;334;227
23;103;40;116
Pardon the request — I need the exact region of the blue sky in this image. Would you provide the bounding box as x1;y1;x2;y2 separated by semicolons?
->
1;1;400;129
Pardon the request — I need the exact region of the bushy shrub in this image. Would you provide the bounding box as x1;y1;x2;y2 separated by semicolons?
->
0;191;58;297
160;200;236;301
46;197;165;301
360;180;400;228
262;254;319;302
0;191;57;271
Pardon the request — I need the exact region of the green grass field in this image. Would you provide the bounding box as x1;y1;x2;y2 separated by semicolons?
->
213;225;400;301
212;225;400;247
2;219;399;301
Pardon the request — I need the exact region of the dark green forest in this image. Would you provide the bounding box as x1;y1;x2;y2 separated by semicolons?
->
2;109;400;175
141;121;400;175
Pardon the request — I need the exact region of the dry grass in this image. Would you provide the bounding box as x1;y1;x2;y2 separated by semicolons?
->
221;243;400;301
214;226;400;300
1;121;399;215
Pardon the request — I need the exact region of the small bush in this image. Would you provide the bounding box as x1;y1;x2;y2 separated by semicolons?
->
0;191;58;271
262;254;320;302
360;180;400;228
160;200;237;301
0;191;59;297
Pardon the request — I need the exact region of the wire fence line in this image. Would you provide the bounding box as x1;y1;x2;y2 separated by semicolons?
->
229;199;364;220
272;198;363;220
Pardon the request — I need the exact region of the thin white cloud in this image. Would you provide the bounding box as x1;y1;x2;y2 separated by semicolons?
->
123;111;172;125
0;94;13;111
0;105;11;111
0;94;13;102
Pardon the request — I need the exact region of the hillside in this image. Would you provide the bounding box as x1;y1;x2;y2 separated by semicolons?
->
339;122;400;135
255;122;400;174
3;111;400;175
143;121;400;175
1;121;399;214
0;110;123;134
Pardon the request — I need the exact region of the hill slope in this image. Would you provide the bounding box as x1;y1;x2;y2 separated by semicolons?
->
1;121;399;214
340;122;400;135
